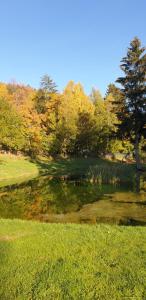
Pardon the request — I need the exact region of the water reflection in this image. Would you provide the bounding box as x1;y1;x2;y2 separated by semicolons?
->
0;172;146;225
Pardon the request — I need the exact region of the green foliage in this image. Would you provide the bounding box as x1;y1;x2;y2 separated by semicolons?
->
34;88;47;114
116;38;146;139
108;139;133;156
116;38;146;168
75;112;97;155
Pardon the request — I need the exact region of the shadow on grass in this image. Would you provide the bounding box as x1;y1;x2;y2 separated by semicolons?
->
32;157;132;174
30;157;99;176
29;157;138;181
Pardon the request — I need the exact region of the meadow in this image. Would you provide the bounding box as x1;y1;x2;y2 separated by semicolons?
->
0;219;146;300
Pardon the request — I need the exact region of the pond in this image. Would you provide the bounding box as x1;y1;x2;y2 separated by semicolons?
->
0;173;146;225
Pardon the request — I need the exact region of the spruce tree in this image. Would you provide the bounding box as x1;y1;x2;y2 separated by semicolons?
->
116;37;146;169
40;74;57;94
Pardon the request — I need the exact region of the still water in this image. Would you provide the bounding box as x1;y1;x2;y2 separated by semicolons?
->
0;174;146;225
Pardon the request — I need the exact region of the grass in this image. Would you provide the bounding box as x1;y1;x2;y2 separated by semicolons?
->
0;219;146;299
35;156;103;176
87;163;136;184
0;154;39;187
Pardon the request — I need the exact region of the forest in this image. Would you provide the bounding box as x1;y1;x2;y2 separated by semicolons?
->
0;37;145;170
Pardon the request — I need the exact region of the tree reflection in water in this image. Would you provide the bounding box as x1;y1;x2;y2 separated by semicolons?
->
0;173;146;225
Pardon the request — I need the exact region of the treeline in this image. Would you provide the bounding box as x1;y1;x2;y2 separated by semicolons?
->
0;38;145;164
0;78;120;157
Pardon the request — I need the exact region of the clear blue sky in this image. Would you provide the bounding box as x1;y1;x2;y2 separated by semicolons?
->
0;0;146;95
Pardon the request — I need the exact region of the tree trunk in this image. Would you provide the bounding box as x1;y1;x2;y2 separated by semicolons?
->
135;171;140;193
134;133;141;170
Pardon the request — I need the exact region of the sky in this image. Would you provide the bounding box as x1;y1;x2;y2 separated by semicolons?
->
0;0;146;96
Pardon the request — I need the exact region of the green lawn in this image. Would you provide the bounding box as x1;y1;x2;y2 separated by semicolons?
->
0;154;39;187
0;219;146;299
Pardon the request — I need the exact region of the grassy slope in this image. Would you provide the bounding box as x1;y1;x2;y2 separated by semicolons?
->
0;154;39;186
0;219;146;299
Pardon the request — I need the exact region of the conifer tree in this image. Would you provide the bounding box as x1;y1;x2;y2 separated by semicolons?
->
40;74;57;94
116;37;146;169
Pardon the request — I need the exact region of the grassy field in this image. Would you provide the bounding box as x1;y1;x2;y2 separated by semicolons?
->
0;219;146;299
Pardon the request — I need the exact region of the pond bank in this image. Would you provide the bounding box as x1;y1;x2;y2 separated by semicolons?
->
0;154;140;187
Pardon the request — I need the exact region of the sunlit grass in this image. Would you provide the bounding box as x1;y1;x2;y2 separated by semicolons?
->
0;154;39;187
0;219;146;299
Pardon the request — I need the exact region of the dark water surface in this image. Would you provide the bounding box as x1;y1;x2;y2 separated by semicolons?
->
0;173;146;225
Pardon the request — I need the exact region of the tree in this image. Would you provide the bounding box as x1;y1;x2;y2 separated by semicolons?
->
0;97;25;151
34;75;57;115
50;81;94;157
34;89;47;114
90;88;117;154
40;74;57;94
105;83;123;114
90;88;103;104
116;37;146;169
75;112;97;156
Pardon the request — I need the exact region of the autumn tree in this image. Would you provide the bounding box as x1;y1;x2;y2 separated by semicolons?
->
6;82;43;157
47;81;94;156
34;89;47;114
0;97;25;152
90;88;103;104
90;88;117;154
116;37;146;169
106;83;123;113
75;112;97;156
